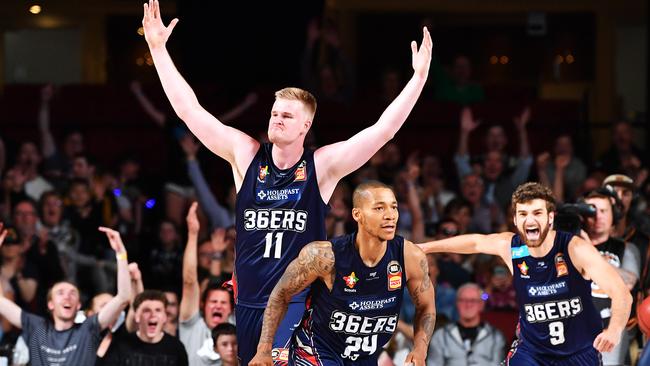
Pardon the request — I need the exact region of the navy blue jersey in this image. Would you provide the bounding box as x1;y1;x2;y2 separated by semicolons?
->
235;143;328;307
290;233;405;365
510;231;602;357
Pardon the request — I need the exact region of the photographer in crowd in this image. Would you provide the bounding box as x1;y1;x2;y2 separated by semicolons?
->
583;188;641;366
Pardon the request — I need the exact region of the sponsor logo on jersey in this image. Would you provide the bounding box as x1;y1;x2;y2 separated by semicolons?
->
243;209;307;232
524;297;583;323
258;164;269;183
387;260;402;291
344;272;359;289
271;348;289;361
328;311;398;335
256;187;301;202
518;261;530;278
347;297;397;312
511;245;530;259
555;253;568;277
294;160;307;182
526;281;568;297
367;271;379;281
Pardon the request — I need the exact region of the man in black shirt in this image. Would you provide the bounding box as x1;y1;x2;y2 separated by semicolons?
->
102;290;188;366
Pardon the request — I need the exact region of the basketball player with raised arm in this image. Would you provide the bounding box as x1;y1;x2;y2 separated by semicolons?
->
418;182;632;366
141;1;433;364
250;181;435;366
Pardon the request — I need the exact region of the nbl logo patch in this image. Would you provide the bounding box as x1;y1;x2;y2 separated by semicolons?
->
294;160;307;182
387;260;402;291
555;253;568;277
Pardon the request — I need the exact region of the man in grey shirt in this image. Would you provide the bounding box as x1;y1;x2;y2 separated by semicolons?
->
181;203;234;365
0;224;131;366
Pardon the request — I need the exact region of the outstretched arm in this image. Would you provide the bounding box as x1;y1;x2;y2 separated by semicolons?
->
179;202;200;322
38;84;57;158
417;232;513;270
314;27;433;201
181;135;233;229
250;241;335;366
125;262;145;333
569;236;632;353
142;0;258;187
97;227;132;330
404;242;436;366
0;224;22;329
130;80;166;127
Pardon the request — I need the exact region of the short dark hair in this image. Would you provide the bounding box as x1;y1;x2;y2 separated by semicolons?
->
511;182;556;213
212;323;236;343
352;181;393;208
201;284;233;309
133;290;168;311
443;198;474;217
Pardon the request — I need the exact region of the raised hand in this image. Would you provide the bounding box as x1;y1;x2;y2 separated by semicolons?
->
186;202;200;235
411;27;433;79
99;227;127;255
536;152;551;170
460;107;480;134
555;154;571;170
210;228;228;253
180;134;200;160
514;106;531;131
128;262;142;282
142;0;179;50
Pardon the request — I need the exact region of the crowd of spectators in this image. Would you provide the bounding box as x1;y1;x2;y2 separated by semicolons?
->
0;16;650;366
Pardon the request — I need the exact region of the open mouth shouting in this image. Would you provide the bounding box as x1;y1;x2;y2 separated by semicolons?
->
525;226;541;242
146;319;159;334
211;310;224;324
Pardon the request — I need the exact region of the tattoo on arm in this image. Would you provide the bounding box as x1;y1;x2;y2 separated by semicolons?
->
414;312;436;348
419;258;431;292
258;242;334;346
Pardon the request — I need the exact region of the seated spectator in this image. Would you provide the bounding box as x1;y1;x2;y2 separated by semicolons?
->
163;290;180;336
483;265;517;312
0;224;130;366
435;218;472;290
101;290;188;365
212;323;238;366
443;198;473;235
597;120;648;176
459;174;504;234
420;154;456;232
433;55;485;105
12;141;53;202
12;199;64;313
427;283;506;366
147;220;183;293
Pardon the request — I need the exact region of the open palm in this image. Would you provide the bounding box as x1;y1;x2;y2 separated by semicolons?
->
142;0;179;49
411;27;433;79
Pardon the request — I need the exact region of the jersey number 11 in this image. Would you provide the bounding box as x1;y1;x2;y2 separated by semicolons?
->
263;232;284;259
